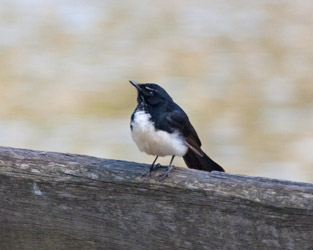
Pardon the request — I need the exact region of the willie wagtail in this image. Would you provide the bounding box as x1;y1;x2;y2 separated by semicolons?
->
129;80;225;178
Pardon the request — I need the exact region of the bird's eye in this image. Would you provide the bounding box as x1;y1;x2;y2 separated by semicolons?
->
144;86;155;95
145;86;154;91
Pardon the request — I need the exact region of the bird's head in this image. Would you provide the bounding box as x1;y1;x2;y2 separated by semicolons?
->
129;80;173;106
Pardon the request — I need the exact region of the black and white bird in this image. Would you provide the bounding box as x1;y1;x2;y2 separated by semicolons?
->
129;80;225;178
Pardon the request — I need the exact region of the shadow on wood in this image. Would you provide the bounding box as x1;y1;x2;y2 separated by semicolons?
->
0;146;312;250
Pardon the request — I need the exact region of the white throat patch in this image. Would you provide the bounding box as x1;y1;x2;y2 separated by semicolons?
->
131;110;188;157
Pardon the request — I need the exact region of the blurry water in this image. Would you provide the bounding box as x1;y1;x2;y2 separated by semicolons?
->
0;0;312;182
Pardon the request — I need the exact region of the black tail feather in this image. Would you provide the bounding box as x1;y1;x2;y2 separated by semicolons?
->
183;149;225;172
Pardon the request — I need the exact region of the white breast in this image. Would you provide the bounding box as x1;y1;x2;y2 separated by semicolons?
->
131;110;188;157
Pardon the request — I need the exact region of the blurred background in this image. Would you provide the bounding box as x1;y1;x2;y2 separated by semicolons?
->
0;0;312;182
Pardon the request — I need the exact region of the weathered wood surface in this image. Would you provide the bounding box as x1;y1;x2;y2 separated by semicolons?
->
0;146;312;250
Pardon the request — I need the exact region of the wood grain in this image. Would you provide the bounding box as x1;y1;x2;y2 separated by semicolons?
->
0;146;312;250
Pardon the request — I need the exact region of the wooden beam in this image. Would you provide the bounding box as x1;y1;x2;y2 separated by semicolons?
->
0;146;312;249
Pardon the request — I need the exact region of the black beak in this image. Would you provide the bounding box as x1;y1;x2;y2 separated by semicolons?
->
129;80;140;91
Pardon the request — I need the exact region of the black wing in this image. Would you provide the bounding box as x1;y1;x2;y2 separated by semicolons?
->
165;103;225;172
166;104;203;156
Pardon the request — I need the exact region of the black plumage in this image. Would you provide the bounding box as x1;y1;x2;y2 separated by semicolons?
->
129;80;225;177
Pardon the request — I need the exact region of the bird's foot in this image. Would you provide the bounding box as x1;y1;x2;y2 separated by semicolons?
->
158;165;174;180
141;163;162;178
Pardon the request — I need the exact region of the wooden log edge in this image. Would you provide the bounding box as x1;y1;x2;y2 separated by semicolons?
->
0;146;312;250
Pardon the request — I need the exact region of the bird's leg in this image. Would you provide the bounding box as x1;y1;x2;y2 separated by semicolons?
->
141;156;159;177
159;156;175;180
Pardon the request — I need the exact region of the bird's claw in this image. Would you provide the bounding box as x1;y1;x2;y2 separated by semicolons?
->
141;163;162;178
158;165;174;181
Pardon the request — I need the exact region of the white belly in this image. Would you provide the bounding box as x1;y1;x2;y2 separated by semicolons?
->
131;110;188;157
